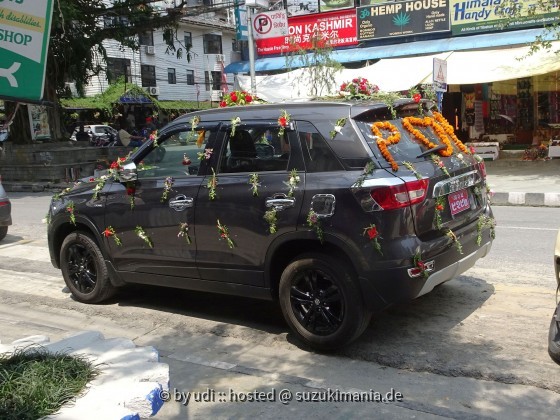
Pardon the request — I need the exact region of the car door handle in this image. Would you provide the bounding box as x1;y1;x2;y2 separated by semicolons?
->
169;195;193;211
266;194;295;211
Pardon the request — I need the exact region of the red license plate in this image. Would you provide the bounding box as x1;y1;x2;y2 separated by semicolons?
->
448;189;471;216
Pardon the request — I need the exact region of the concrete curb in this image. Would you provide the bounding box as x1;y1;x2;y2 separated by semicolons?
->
0;331;169;419
491;192;560;207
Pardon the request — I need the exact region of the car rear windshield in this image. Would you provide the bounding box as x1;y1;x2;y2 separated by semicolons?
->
353;108;466;167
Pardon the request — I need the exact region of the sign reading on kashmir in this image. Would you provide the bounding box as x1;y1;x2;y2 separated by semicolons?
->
357;0;450;41
451;0;560;35
0;0;54;101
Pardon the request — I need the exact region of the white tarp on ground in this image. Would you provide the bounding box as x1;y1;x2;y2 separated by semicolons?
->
235;42;560;103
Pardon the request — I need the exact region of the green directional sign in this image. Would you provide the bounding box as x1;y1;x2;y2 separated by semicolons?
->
0;0;54;102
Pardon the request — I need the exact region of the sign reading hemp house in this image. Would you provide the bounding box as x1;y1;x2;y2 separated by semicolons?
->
357;0;450;41
0;0;54;102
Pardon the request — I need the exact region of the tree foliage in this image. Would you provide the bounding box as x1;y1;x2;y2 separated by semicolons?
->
497;0;560;56
284;33;343;98
7;0;192;143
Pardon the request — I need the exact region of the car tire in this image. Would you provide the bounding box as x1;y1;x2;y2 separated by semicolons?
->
60;231;116;304
548;301;560;365
279;253;371;351
0;226;7;241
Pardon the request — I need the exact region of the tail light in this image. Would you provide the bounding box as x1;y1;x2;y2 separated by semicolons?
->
368;179;429;211
0;200;9;207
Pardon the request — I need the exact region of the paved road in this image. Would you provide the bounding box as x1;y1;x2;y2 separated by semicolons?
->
1;195;560;418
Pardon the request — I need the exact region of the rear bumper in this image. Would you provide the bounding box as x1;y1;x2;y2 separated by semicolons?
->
358;232;494;312
416;240;491;297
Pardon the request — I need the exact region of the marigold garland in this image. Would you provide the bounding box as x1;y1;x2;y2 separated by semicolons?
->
432;112;470;154
402;117;453;157
371;121;401;171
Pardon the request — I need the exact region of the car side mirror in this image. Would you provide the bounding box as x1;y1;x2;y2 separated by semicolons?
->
118;161;137;182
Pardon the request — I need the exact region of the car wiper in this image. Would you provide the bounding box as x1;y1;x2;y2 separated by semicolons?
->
416;144;447;158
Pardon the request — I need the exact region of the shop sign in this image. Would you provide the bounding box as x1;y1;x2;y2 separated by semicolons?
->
235;5;248;41
0;0;54;101
433;57;447;92
357;0;450;41
451;0;560;35
251;10;289;40
256;10;358;56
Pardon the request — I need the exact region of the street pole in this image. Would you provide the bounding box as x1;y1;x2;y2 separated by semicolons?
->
246;7;257;96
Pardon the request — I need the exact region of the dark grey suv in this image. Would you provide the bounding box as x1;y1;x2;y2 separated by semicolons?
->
47;100;495;350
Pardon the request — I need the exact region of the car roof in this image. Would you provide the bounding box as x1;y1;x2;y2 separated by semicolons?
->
168;98;423;126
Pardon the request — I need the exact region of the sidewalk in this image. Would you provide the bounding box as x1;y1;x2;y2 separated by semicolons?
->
485;158;560;206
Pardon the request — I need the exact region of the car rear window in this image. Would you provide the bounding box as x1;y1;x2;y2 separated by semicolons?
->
354;109;466;167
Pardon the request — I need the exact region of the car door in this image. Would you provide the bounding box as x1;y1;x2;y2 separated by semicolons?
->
194;121;305;286
103;122;220;279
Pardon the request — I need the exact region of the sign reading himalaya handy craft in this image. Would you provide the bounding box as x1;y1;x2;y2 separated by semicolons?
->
451;0;560;35
357;0;450;41
0;0;55;101
255;9;358;56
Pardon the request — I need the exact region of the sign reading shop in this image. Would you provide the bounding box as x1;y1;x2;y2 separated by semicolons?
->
255;10;358;56
357;0;450;41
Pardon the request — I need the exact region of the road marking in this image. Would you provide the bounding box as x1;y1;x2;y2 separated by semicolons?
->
495;226;558;232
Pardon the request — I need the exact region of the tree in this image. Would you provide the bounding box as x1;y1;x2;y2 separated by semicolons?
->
284;32;342;98
8;0;192;143
498;0;560;56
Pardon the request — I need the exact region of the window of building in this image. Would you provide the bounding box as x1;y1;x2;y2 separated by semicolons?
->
141;65;156;87
106;58;131;84
211;71;221;91
187;70;195;85
139;31;154;46
204;71;210;91
184;32;192;49
168;68;176;84
203;34;222;54
104;15;129;27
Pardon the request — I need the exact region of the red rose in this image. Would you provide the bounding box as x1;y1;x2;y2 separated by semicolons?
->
230;92;238;102
340;83;347;91
367;227;378;240
103;228;113;237
118;157;126;162
436;204;444;211
245;95;252;103
89;177;95;182
110;161;119;169
66;207;73;212
417;261;425;270
126;187;135;195
219;101;227;108
279;116;287;127
413;93;422;103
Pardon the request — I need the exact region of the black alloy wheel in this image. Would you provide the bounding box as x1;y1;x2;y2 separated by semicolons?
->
60;232;115;303
279;253;371;351
67;243;97;294
290;269;344;336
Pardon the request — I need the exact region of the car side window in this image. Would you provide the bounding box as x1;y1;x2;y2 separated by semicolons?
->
219;123;291;173
137;125;216;179
297;121;344;172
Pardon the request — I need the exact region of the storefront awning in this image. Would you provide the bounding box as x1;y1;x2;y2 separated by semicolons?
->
225;28;556;74
235;41;560;102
